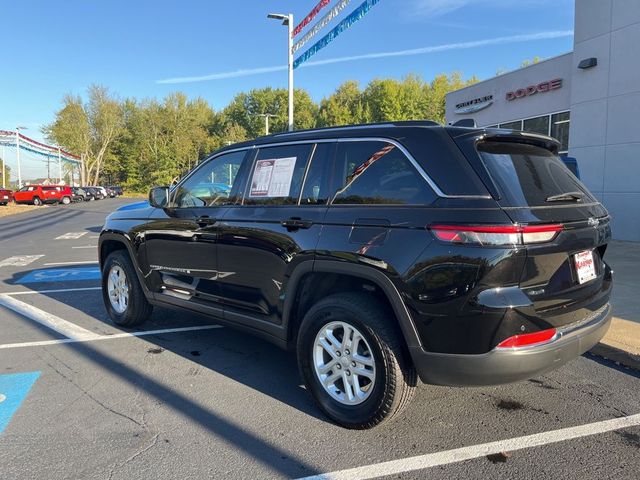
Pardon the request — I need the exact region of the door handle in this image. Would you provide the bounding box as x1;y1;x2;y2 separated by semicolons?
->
195;216;217;228
281;217;313;230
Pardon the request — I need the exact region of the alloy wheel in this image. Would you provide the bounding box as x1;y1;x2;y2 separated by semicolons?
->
313;321;376;405
107;265;129;314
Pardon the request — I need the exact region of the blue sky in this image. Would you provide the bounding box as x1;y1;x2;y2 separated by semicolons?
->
1;0;574;145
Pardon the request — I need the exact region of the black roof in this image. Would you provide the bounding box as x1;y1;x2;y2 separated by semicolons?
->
213;120;559;155
216;121;446;152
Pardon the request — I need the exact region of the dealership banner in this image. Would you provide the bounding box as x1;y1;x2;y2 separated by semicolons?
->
294;0;382;69
293;0;332;38
293;0;351;54
0;129;80;162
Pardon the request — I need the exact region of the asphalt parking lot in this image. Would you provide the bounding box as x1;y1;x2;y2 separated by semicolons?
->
1;198;639;480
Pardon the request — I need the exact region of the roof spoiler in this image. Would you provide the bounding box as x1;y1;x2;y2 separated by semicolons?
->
481;131;561;153
450;119;477;128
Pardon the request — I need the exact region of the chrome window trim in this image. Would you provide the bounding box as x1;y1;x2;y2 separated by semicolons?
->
173;135;491;204
335;137;491;200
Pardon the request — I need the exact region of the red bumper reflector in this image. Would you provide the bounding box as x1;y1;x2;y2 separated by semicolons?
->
496;328;558;349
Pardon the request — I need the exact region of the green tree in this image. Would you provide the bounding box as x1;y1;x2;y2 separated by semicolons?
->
317;81;367;127
44;85;123;185
222;87;317;138
521;56;542;67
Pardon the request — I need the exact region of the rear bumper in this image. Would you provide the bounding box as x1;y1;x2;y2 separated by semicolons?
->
410;303;612;386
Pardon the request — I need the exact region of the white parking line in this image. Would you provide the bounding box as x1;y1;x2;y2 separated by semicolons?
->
55;232;87;240
0;325;223;350
0;294;99;340
4;287;102;296
71;246;96;249
0;255;45;267
297;413;640;480
43;261;98;266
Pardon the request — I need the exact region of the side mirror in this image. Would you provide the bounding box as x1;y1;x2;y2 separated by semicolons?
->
149;186;170;208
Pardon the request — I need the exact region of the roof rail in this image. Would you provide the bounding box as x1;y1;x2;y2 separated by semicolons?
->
269;120;440;138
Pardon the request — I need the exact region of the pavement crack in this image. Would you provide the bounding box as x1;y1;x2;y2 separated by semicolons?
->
107;432;160;480
40;351;143;427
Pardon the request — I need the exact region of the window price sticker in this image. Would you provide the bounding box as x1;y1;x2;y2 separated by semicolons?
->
250;157;296;198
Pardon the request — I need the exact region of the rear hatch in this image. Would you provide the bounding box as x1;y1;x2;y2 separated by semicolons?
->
454;132;612;326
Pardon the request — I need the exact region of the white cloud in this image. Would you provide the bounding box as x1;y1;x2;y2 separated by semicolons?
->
156;30;573;84
409;0;569;19
411;0;471;19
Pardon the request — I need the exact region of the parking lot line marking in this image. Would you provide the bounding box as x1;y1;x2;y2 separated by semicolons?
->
43;261;98;266
0;255;45;268
0;325;222;350
4;287;102;296
0;294;100;341
71;246;96;249
297;413;640;480
55;232;87;240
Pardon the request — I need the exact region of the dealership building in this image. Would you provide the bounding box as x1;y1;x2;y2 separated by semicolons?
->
445;0;640;241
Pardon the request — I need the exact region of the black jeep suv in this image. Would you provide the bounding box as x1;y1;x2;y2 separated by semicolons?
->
99;121;612;429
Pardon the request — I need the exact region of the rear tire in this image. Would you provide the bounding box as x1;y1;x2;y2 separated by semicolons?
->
297;292;417;429
102;250;152;327
61;196;71;205
32;197;42;206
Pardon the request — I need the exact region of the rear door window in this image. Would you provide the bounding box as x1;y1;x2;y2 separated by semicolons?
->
244;144;313;205
332;141;436;205
477;142;593;207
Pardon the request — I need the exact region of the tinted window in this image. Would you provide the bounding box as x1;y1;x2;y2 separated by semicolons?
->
333;141;436;205
523;115;550;136
551;111;570;152
478;142;593;207
300;143;334;205
244;144;313;205
499;120;523;131
173;150;248;208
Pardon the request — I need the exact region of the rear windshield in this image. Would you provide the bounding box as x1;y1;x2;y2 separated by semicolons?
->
477;142;594;207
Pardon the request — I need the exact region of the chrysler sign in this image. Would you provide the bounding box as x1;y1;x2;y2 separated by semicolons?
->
455;94;493;114
506;78;563;101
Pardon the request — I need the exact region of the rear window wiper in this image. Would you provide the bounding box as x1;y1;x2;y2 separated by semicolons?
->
546;191;585;202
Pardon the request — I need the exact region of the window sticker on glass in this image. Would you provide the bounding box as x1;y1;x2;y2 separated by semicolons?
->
250;157;297;197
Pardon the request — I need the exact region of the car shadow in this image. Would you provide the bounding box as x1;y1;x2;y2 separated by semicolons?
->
5;266;326;425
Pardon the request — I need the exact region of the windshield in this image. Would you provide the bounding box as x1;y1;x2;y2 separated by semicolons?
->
477;142;594;207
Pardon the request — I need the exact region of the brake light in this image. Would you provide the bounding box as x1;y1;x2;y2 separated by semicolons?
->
496;328;558;349
429;224;562;246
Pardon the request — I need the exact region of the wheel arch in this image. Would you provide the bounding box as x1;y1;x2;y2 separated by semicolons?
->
282;260;422;350
99;231;152;299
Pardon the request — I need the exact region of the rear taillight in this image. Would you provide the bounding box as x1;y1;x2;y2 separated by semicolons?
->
428;224;562;246
496;328;558;349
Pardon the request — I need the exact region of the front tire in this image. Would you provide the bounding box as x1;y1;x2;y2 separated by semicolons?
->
297;293;417;429
102;250;152;327
61;196;71;205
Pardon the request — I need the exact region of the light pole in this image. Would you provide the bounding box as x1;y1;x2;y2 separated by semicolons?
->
15;126;27;188
57;147;63;184
1;145;5;189
256;113;277;135
267;13;294;132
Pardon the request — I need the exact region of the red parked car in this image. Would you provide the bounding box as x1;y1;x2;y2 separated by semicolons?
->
0;188;13;206
13;185;73;206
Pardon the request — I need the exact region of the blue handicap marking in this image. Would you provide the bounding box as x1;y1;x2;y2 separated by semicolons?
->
17;266;101;284
0;371;40;434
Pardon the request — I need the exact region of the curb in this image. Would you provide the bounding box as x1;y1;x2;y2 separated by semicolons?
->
590;343;640;373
